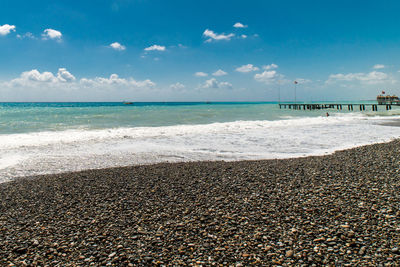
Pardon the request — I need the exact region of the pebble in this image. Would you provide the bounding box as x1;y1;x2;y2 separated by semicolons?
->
1;140;400;265
286;250;294;257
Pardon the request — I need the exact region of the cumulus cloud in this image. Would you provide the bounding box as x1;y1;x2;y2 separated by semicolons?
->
0;24;16;36
57;68;76;82
80;74;155;88
233;22;247;28
203;29;234;42
42;29;62;41
110;42;126;51
263;63;278;70
327;71;392;85
6;68;154;89
212;69;227;76
19;70;57;83
201;78;232;89
254;70;279;83
373;64;385;69
169;82;185;90
195;72;208;77
241;34;247;39
144;45;166;51
8;68;75;86
0;69;157;101
236;64;259;73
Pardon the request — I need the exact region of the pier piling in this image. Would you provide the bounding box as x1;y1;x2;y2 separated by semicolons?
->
279;102;395;112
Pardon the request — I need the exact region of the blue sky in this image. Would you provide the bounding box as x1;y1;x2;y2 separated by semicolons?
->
1;0;400;101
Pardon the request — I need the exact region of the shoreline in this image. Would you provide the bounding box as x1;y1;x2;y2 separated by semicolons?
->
2;114;400;183
2;136;400;185
1;141;400;265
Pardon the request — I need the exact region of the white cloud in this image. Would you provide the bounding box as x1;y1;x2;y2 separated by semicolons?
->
201;78;232;89
212;69;227;76
6;69;153;89
241;34;247;39
327;71;392;85
0;24;16;36
195;72;208;77
110;42;126;51
373;64;385;69
1;69;157;101
144;45;166;51
17;32;35;39
42;29;62;40
9;68;76;86
80;74;155;88
20;70;57;83
254;70;278;83
236;64;259;73
263;63;278;70
233;22;247;28
169;82;185;90
57;68;76;82
203;29;234;42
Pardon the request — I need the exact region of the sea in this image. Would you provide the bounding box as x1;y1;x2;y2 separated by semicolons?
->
1;101;400;183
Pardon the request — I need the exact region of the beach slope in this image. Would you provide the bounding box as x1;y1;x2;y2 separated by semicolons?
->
1;141;400;265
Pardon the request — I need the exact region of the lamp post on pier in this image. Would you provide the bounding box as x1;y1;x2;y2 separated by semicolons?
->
278;80;281;104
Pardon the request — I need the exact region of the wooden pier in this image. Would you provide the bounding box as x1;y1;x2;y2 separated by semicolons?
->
279;103;397;111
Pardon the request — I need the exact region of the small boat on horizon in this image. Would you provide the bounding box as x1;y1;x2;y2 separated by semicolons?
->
123;102;134;105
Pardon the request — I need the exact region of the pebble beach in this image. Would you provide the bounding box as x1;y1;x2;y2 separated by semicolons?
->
1;140;400;266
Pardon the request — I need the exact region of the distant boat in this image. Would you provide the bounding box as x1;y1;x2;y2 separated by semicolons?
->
123;102;134;105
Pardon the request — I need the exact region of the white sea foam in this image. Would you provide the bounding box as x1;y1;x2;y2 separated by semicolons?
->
1;113;400;183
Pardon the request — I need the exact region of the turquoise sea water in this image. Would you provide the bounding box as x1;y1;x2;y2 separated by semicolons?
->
0;101;393;134
1;101;400;182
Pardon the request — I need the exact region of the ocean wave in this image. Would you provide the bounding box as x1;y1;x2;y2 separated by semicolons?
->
1;114;400;182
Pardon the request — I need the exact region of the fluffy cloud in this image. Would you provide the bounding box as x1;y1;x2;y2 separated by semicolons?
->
327;71;392;84
6;68;154;89
254;70;278;83
169;82;185;90
144;45;166;51
42;29;62;40
241;34;247;39
0;24;16;36
212;69;227;76
19;70;57;83
80;74;155;88
233;22;247;28
195;72;208;77
8;68;75;86
201;78;232;89
0;69;157;101
263;63;278;70
236;64;259;73
203;29;234;42
57;68;76;82
373;64;385;69
110;42;126;51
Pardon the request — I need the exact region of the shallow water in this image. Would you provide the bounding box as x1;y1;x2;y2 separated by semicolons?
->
1;102;400;182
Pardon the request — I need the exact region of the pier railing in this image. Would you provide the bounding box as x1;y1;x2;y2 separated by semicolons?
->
279;103;398;111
